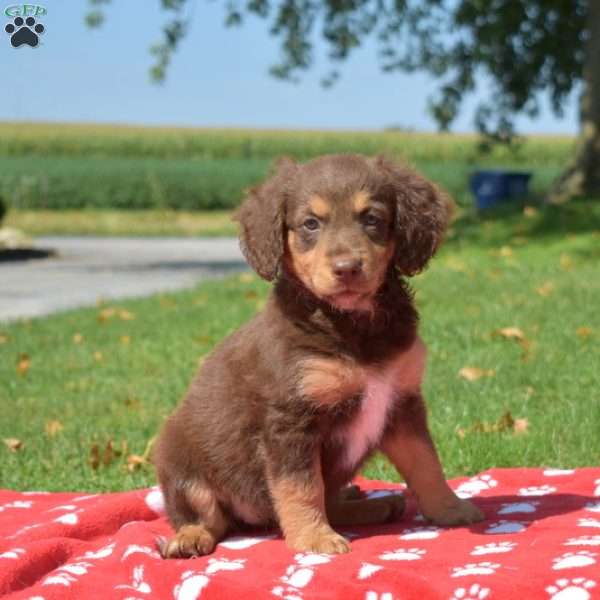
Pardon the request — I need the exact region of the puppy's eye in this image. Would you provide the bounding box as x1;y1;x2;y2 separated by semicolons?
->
303;217;320;231
363;213;382;227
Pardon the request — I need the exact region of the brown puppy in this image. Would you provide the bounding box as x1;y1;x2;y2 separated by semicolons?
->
154;153;484;558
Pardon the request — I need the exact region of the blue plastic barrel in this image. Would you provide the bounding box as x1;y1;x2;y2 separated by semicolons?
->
470;170;532;210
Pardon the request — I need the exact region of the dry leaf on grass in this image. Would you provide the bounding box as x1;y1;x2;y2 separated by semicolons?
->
0;334;8;345
456;411;528;438
499;246;513;258
118;309;135;321
560;254;574;271
93;351;103;362
3;438;23;452
494;327;525;341
72;333;84;344
523;206;539;218
89;440;124;470
576;327;593;338
125;436;156;472
119;335;131;345
16;354;30;376
536;281;556;297
458;367;496;381
238;272;254;283
45;420;64;437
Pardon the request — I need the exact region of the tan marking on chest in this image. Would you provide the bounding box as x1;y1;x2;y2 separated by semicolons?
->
298;356;366;406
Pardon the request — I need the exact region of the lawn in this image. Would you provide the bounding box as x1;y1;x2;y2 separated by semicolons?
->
1;200;599;492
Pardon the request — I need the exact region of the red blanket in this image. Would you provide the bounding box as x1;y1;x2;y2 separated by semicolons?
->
1;468;599;599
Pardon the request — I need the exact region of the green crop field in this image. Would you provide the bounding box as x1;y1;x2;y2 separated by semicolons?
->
0;121;574;213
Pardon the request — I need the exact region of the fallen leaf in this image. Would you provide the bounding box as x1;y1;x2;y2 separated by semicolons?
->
97;307;116;323
523;206;539;218
513;418;529;434
89;443;100;470
494;327;525;341
45;420;64;437
536;281;555;297
239;272;254;283
0;334;8;345
72;333;84;344
119;335;131;345
499;246;513;258
93;351;103;362
576;327;593;338
244;290;258;300
560;253;574;271
118;309;135;321
16;353;30;376
458;367;496;381
3;438;23;452
126;454;146;472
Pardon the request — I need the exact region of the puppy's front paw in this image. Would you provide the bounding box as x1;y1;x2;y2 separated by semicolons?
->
288;526;351;554
425;498;484;527
161;524;217;558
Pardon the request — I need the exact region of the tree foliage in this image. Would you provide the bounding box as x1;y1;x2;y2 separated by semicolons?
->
86;1;589;142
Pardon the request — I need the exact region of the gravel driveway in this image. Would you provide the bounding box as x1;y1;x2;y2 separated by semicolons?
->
0;237;247;322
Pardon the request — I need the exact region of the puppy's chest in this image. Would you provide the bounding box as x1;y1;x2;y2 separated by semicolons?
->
317;338;426;470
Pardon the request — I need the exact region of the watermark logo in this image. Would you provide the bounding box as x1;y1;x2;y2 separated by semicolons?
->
4;4;46;47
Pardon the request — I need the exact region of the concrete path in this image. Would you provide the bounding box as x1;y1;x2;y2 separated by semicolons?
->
0;237;247;322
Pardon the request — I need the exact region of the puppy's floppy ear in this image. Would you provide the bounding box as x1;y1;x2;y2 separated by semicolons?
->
372;155;453;276
234;157;298;281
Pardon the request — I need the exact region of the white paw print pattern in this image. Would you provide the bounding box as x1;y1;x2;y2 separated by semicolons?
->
471;541;517;555
0;500;33;512
450;583;491;599
219;534;277;550
82;542;116;560
485;520;527;535
579;518;600;529
357;562;383;580
121;544;160;561
451;562;501;578
379;548;426;561
114;565;151;594
0;548;25;559
518;485;557;497
552;552;597;570
594;479;600;497
565;536;600;547
585;501;600;513
498;501;540;515
544;469;575;477
455;475;498;499
205;557;246;575
400;526;441;540
546;578;596;599
272;553;332;599
365;592;394;600
43;561;93;587
173;571;210;600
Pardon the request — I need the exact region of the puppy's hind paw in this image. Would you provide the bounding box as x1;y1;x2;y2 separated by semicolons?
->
161;524;218;558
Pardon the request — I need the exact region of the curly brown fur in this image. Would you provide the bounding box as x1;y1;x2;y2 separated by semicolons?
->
154;153;482;558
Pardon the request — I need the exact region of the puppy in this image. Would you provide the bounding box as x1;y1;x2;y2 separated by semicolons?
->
154;153;484;558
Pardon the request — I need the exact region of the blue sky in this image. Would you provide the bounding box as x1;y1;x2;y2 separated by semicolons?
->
0;0;579;133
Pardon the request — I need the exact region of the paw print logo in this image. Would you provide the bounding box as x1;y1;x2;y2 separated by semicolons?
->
451;562;500;577
546;578;596;599
450;583;491;599
518;484;557;496
5;16;45;48
455;475;498;499
379;547;426;561
471;541;517;555
578;517;600;529
552;551;597;570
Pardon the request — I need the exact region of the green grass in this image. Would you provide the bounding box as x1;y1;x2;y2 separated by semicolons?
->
1;200;599;492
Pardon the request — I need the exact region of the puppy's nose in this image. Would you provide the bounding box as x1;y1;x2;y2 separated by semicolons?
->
332;257;363;282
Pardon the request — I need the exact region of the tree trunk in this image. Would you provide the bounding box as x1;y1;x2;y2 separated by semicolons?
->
547;0;600;203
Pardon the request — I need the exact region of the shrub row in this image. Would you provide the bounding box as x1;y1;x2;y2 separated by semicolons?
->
0;122;575;166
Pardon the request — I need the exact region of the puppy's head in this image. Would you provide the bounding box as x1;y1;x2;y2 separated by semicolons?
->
236;154;452;312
